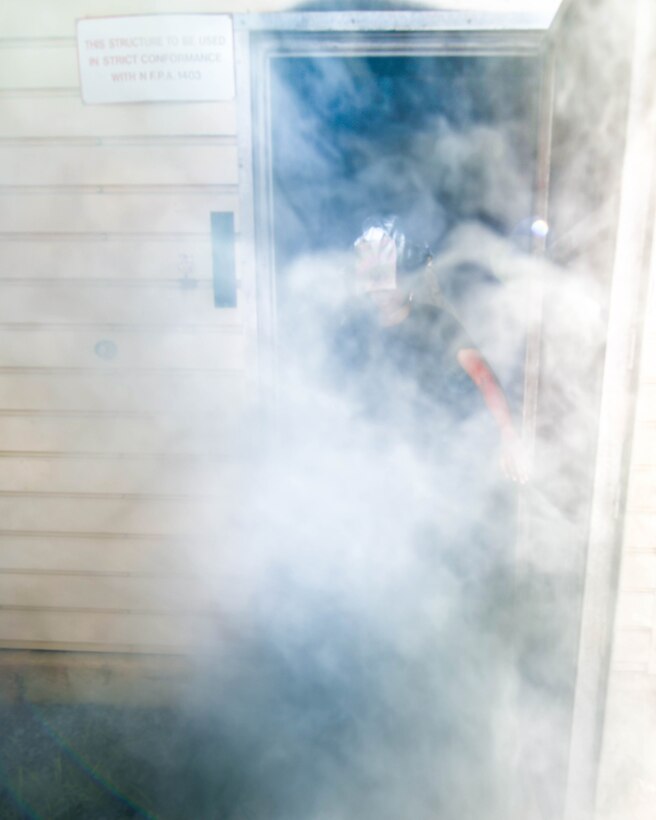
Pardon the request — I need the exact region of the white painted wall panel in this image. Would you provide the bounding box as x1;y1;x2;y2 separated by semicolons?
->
0;97;236;138
633;384;656;421
0;414;243;455
611;629;652;671
0;495;234;536
626;422;656;466
621;554;656;590
626;467;656;511
0;535;192;574
638;331;656;379
0;456;246;496
596;689;656;820
0;143;239;186
0;611;215;651
0;192;238;233
0;328;245;369
0;574;218;612
622;513;656;551
0;43;80;89
0;371;246;413
0;239;214;281
0;282;240;323
615;593;656;630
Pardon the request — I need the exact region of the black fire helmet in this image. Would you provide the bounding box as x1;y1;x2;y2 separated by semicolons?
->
356;215;432;277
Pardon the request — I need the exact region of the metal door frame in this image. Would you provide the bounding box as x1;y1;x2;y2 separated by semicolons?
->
234;10;555;393
232;7;652;819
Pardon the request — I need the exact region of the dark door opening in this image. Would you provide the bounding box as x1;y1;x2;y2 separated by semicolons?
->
271;54;540;261
269;51;542;415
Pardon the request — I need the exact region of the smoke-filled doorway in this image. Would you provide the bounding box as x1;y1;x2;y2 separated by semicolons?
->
269;53;541;420
271;54;540;266
243;47;545;819
231;6;645;815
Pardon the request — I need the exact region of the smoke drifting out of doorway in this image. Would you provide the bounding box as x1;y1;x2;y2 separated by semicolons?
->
180;3;641;819
11;1;632;819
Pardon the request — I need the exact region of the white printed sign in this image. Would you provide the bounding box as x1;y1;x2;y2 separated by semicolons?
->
77;15;235;104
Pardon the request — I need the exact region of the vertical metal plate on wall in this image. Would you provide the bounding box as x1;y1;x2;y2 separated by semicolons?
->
211;211;237;308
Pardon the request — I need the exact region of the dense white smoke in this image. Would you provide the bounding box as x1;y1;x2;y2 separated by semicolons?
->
1;1;644;818
182;4;634;817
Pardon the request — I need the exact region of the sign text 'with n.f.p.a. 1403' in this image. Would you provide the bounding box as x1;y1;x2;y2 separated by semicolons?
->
77;15;235;104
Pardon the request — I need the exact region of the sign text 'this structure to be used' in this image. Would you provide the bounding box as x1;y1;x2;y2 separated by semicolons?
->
77;15;235;104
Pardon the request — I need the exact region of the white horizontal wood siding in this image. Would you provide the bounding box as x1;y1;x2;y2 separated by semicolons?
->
0;0;279;652
0;144;239;186
0;98;238;138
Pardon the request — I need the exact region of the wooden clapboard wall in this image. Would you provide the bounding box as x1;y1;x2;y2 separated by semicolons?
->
0;0;287;653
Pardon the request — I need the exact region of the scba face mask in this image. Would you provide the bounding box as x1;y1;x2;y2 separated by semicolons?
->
354;216;431;292
354;222;399;292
